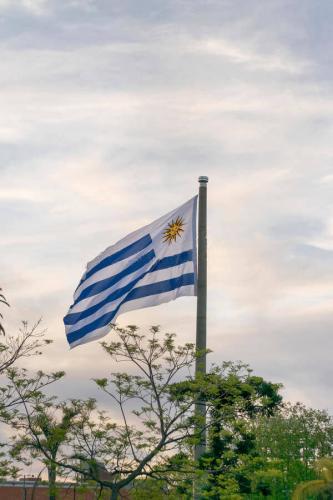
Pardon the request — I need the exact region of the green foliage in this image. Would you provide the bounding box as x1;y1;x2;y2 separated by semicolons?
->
292;458;333;499
4;325;203;498
0;316;54;482
7;369;72;497
0;441;20;479
131;477;188;499
255;403;333;498
1;319;332;500
72;325;202;492
251;468;284;497
0;320;52;380
197;362;283;498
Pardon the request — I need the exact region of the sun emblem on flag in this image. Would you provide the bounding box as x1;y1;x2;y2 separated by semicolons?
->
163;216;185;244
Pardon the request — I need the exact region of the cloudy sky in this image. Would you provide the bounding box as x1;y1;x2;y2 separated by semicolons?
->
1;0;333;419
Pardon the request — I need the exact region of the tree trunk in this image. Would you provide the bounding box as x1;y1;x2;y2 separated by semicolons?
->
48;463;57;500
110;488;118;500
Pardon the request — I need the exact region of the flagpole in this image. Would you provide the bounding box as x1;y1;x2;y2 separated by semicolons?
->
194;175;208;462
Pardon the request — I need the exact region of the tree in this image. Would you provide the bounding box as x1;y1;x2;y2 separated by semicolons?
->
0;288;9;335
0;290;54;480
255;403;333;498
0;320;51;375
130;475;189;499
7;325;209;500
71;325;210;499
0;321;54;427
292;458;333;499
0;292;53;424
0;289;51;378
8;370;82;500
198;362;283;498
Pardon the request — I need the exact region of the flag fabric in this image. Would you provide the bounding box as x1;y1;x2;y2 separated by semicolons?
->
64;196;198;348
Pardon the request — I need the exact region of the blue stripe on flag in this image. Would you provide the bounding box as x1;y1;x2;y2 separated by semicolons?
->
152;250;193;271
74;249;156;304
65;250;193;326
66;272;195;345
123;272;195;303
77;234;152;287
65;272;146;325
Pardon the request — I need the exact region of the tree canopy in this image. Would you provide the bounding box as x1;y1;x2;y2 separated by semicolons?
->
0;301;331;500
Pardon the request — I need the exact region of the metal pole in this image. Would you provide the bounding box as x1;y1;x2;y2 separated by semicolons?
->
194;175;208;462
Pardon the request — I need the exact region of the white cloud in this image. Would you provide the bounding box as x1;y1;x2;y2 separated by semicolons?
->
0;0;48;14
190;37;311;74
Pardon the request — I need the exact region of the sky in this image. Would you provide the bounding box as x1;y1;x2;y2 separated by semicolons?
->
1;0;333;424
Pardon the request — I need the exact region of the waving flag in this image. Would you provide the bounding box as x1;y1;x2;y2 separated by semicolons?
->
64;196;198;348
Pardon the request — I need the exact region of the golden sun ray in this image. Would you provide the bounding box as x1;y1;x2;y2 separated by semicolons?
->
163;216;185;244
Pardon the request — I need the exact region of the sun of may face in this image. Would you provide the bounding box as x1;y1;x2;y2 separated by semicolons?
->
163;216;185;244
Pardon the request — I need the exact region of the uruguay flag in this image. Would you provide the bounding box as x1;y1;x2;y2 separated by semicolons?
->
64;197;198;348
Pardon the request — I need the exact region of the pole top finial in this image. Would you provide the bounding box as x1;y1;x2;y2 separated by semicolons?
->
198;176;209;184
